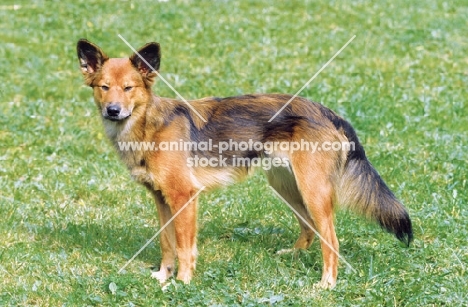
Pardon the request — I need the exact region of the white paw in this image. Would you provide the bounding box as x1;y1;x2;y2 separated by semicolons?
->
151;270;169;284
176;271;192;284
276;248;295;255
317;273;336;290
315;280;335;290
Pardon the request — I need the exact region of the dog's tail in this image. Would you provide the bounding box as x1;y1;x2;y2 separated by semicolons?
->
334;119;413;246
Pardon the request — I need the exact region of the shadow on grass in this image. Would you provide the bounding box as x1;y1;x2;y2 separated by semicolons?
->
35;221;162;265
31;210;378;279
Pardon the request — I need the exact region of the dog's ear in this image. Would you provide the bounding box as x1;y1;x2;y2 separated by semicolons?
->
129;42;161;85
76;39;108;85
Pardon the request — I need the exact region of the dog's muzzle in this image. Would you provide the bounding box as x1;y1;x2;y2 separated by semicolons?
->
103;104;131;121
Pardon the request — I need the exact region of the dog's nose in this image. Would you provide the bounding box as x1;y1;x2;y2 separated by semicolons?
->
106;105;121;117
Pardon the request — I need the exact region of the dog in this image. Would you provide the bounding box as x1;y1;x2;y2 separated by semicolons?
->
76;39;413;288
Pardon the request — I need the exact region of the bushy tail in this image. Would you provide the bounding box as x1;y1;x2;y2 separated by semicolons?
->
333;121;413;246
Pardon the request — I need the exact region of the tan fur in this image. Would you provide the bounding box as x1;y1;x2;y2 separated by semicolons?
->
77;39;412;288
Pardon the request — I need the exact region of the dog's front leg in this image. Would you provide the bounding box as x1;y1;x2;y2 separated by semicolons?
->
162;187;198;284
150;190;177;284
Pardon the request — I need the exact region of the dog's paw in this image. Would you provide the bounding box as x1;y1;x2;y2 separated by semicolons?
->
176;271;192;284
315;275;336;290
276;248;295;255
151;270;170;284
314;281;336;290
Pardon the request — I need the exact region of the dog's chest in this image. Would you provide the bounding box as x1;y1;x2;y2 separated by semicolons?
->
104;118;147;170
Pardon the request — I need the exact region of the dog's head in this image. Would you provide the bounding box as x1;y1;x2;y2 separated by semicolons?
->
77;39;160;122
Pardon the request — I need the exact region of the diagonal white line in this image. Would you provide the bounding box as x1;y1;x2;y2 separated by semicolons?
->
268;35;356;122
118;34;207;123
118;186;206;274
269;186;357;273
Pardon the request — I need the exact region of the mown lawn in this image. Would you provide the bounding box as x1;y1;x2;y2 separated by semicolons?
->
0;0;467;306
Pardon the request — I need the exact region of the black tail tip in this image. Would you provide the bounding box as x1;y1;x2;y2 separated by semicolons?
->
393;216;413;247
395;229;413;247
379;213;413;247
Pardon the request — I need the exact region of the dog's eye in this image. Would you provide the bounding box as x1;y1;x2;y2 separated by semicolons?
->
124;86;133;92
101;85;109;91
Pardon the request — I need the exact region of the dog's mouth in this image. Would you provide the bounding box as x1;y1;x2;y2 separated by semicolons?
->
104;113;131;122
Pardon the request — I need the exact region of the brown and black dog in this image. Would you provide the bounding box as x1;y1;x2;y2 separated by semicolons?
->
76;39;412;288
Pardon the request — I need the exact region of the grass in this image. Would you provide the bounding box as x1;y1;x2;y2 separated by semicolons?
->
0;0;467;305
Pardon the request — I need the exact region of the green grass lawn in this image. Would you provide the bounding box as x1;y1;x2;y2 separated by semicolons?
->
1;0;467;305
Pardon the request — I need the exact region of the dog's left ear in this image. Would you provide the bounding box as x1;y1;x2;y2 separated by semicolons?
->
130;42;161;84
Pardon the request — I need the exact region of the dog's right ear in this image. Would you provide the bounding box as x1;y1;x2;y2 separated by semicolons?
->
76;39;108;86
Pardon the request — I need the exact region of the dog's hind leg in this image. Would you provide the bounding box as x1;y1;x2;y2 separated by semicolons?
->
265;166;316;253
150;190;177;284
291;152;339;289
